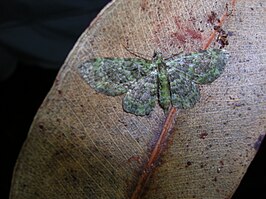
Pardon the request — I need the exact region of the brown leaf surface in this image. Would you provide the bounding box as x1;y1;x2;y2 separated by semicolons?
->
10;0;266;198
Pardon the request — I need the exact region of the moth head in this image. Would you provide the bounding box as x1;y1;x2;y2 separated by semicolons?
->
152;51;164;61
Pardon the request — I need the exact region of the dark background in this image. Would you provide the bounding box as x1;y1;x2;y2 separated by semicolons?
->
0;1;265;198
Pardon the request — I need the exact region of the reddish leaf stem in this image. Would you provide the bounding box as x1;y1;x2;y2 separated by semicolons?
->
130;107;177;199
131;1;236;198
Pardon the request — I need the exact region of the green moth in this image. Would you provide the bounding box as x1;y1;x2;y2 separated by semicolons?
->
79;49;229;116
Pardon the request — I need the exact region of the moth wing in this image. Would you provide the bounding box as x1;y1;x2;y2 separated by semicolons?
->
123;71;157;116
166;49;228;84
167;67;200;109
78;58;152;96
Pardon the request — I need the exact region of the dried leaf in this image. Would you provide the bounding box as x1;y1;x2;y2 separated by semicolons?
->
10;0;266;198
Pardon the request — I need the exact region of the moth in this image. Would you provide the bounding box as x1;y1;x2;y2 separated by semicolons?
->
79;49;229;116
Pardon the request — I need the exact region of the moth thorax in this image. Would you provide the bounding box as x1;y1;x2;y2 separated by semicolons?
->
152;51;163;59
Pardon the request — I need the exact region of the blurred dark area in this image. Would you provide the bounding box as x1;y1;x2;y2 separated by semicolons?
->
0;1;265;198
0;1;111;198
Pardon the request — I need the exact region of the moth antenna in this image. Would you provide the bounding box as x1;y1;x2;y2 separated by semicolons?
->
121;43;151;61
164;51;184;60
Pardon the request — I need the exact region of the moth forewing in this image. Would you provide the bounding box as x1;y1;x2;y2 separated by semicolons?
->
187;49;229;84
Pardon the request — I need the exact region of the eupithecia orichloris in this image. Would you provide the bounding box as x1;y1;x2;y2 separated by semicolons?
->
78;49;229;116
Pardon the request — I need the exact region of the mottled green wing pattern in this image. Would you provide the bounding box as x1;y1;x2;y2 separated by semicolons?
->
166;49;228;84
165;49;228;109
79;58;153;96
123;71;157;116
167;67;200;109
79;49;228;116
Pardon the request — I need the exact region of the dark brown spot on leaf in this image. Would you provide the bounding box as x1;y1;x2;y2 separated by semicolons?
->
185;161;192;167
207;11;218;24
199;131;208;139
